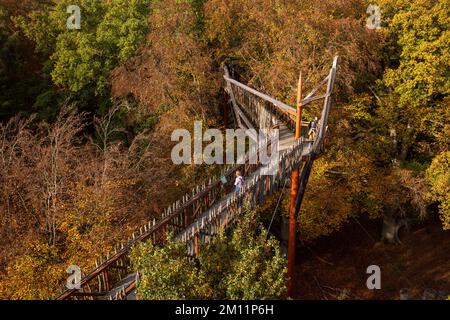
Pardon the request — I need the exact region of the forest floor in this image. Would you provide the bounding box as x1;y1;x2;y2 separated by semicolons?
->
293;214;450;300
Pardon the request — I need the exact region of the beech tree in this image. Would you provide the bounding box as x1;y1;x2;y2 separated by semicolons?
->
15;0;151;107
427;151;450;230
0;0;448;299
131;211;287;300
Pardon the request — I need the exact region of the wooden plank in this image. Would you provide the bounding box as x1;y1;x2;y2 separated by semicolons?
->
313;56;338;152
59;57;338;301
304;75;330;100
72;291;107;297
223;75;330;118
224;76;296;115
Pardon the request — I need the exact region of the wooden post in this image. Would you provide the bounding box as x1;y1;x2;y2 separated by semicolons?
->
185;206;191;228
288;72;302;298
104;270;110;292
162;225;166;243
224;65;241;128
223;90;228;129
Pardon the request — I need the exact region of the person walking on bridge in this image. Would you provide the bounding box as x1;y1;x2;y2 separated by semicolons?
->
234;171;245;193
308;117;319;140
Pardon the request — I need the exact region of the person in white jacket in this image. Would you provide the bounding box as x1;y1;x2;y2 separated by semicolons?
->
234;170;245;193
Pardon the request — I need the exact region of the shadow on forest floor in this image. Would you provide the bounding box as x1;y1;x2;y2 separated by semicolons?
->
294;214;450;300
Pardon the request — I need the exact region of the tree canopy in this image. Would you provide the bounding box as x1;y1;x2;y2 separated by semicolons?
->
14;0;151;114
131;211;287;300
0;0;448;299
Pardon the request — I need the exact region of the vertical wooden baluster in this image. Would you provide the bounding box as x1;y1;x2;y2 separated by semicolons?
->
162;224;166;243
104;270;110;293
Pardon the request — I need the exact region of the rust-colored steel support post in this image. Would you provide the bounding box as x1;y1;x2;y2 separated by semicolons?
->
195;233;199;257
288;72;303;298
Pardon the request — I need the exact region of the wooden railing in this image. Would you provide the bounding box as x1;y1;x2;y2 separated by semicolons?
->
106;138;313;300
57;56;338;300
57;140;274;300
177;138;313;253
224;61;335;132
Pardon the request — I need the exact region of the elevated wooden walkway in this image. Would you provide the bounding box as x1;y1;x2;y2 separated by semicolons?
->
56;57;338;300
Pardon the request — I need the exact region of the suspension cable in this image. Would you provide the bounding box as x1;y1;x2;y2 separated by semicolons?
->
266;179;288;239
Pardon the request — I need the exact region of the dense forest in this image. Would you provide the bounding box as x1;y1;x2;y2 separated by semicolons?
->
0;0;448;299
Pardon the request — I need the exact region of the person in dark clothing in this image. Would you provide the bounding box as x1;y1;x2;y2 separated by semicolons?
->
308;117;319;139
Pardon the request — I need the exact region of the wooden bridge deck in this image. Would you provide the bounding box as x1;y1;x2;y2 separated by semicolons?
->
56;57;338;301
101;273;138;300
103;125;304;300
278;124;297;153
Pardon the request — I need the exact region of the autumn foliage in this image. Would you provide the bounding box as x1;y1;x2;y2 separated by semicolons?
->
0;0;448;299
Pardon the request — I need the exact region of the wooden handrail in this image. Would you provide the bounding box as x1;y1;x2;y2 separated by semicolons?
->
57;56;339;300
